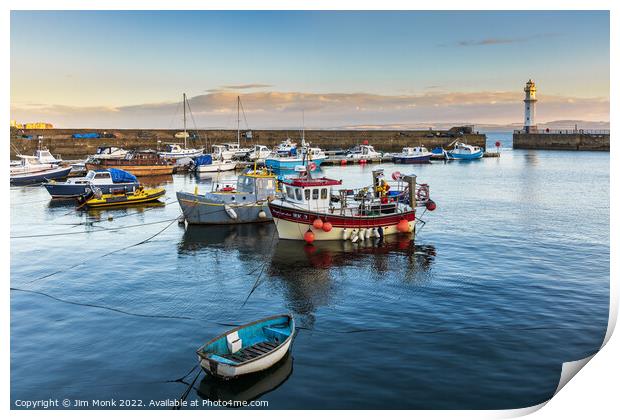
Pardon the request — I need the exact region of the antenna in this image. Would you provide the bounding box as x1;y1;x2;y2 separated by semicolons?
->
183;93;187;149
237;96;240;147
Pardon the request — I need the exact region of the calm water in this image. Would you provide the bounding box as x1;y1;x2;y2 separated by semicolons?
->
10;133;610;409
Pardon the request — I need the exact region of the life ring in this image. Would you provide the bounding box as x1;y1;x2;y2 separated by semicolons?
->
416;184;429;201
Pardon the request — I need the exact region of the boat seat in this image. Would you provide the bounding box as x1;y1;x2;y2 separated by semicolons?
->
209;354;239;365
263;325;290;338
225;340;279;363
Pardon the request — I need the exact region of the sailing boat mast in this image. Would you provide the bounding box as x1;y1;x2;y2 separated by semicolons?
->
183;93;188;149
237;96;241;148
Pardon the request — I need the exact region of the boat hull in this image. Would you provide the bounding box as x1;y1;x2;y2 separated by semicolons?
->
43;182;139;198
392;154;432;164
446;150;484;160
177;192;272;224
268;202;415;241
196;162;237;173
85;163;174;176
10;167;72;186
83;189;165;208
264;157;325;170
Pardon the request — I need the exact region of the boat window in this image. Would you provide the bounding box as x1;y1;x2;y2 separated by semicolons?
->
286;186;295;199
94;173;110;179
312;189;319;200
304;189;311;200
295;188;302;201
321;188;328;199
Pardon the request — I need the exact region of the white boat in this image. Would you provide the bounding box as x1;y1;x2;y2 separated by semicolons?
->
346;144;382;160
11;141;62;166
159;94;203;159
392;146;433;164
248;145;271;161
90;146;129;160
225;143;253;159
275;138;298;156
197;314;295;379
10;155;72;185
192;154;237;173
211;144;235;161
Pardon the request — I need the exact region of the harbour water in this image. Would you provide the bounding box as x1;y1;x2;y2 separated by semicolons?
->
10;133;609;409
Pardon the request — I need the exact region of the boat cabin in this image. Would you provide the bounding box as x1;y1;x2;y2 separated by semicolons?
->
401;146;429;155
164;144;184;153
453;142;481;154
94;146;127;158
282;177;342;210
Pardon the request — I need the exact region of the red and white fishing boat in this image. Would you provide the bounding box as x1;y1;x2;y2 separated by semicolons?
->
268;168;436;243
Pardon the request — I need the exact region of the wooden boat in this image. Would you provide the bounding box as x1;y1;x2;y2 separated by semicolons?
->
197;314;295;379
77;186;166;208
85;151;174;176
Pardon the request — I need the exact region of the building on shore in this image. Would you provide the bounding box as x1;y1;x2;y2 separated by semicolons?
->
513;80;609;151
10;120;54;129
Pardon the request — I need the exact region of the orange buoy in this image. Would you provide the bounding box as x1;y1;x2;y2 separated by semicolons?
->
304;229;315;244
397;219;410;233
359;159;367;164
340;159;347;165
322;221;333;232
312;218;324;229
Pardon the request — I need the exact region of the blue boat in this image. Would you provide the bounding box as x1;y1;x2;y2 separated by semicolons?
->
197;314;295;379
445;142;484;160
392;146;433;164
43;168;139;198
265;146;325;171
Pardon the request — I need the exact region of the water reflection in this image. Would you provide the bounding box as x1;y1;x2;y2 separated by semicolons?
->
137;174;174;187
197;352;293;404
178;224;273;253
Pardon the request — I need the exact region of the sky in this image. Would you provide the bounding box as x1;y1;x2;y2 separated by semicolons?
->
10;10;610;129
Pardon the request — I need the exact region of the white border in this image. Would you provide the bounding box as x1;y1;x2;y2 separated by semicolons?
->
3;1;616;419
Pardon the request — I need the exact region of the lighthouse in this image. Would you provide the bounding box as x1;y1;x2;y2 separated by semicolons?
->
523;79;538;133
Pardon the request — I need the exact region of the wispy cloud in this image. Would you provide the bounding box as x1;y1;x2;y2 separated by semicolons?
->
11;89;608;129
442;32;559;47
221;83;273;90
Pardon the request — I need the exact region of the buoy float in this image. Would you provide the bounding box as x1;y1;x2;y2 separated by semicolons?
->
495;141;501;148
371;227;378;238
392;171;402;181
312;218;324;229
359;159;367;165
340;159;347;165
304;229;315;244
342;228;350;240
322;222;333;232
224;204;238;219
308;162;317;171
425;200;437;211
359;228;367;240
350;228;359;243
258;210;268;219
397;219;410;233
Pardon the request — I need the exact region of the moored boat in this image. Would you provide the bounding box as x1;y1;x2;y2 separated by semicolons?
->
247;145;271;161
445;142;484;160
158;143;203;159
85;151;174;176
10;154;72;186
191;154;237;173
268;168;436;242
177;166;277;224
265;141;326;171
77;185;166;209
346;144;382;160
43;168;139;199
392;146;433;164
196;314;295;379
89;145;128;160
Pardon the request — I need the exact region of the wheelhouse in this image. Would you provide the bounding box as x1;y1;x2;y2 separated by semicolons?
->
282;178;342;210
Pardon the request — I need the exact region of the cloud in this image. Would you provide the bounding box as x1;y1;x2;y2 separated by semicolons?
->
11;89;609;129
220;83;273;90
443;32;558;47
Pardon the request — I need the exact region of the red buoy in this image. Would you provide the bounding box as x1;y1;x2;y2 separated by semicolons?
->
391;171;401;181
397;219;410;233
322;222;333;232
359;159;367;164
312;218;324;229
340;159;347;165
303;229;315;244
495;141;501;148
362;139;369;145
425;199;437;211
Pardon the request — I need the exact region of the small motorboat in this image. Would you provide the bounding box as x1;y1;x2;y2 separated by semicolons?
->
77;185;166;209
44;168;139;199
346;144;382;160
197;314;295;379
191;154;237;173
10;155;72;186
392;146;433;164
265;141;326;171
158;143;203;159
445;142;484;160
247;145;271;161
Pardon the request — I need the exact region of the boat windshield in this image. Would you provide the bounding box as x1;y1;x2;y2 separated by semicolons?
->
85;171;96;180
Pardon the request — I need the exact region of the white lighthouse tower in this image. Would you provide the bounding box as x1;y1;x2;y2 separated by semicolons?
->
523;79;538;133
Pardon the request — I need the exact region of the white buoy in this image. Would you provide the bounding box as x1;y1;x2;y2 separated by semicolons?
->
224;204;238;219
258;210;267;219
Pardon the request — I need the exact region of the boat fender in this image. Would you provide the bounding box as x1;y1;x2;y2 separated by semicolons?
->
359;228;367;241
258;210;267;219
378;226;384;239
372;227;379;238
342;228;350;241
350;228;359;243
224;204;238;219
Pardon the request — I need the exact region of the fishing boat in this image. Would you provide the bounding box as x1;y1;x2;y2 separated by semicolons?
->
211;144;235;161
10;155;72;186
346;144;382;160
85;151;174;176
159;94;204;159
196;314;295;379
77;185;166;209
445;142;484;160
265;139;326;171
391;146;433;164
191;154;237;173
247;145;271;161
43;168;139;199
274;138;297;156
177;166;277;224
89;145;129;160
268;168;436;242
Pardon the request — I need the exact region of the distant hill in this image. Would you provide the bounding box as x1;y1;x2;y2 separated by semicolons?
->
333;120;610;132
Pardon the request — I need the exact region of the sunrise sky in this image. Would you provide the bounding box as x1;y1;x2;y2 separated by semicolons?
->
10;10;610;129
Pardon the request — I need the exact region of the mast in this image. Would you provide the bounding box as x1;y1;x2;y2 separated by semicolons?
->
237;96;241;147
183;93;187;149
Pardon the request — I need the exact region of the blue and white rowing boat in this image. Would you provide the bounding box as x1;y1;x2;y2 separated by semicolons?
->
197;314;295;379
445;142;484;160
